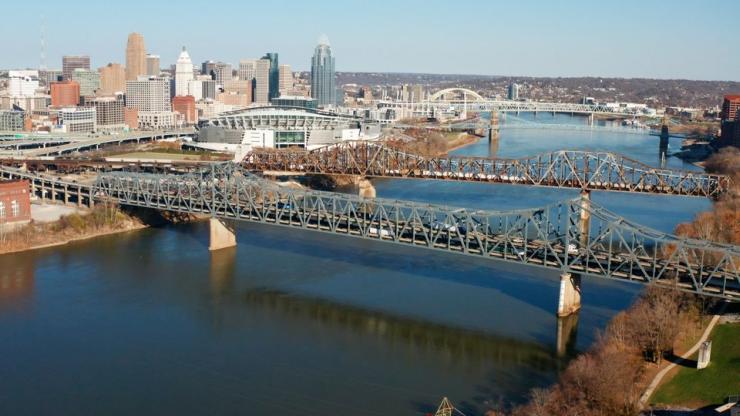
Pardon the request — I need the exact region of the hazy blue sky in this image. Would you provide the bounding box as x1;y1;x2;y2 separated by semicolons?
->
2;0;738;80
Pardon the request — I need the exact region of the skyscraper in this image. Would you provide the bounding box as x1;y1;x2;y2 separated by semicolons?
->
310;36;336;107
254;59;270;105
98;63;126;95
125;78;171;112
62;56;90;81
146;54;160;76
508;83;520;100
71;68;100;97
175;47;194;97
125;33;146;81
279;64;293;96
238;60;256;81
262;53;279;100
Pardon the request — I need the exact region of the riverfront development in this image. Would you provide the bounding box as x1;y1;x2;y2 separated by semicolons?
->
1;2;739;415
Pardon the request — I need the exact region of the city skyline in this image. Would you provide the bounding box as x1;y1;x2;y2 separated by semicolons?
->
2;0;739;81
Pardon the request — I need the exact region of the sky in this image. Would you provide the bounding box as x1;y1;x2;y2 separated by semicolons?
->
2;0;739;81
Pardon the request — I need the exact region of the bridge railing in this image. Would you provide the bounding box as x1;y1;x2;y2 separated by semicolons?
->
244;143;729;197
92;163;740;299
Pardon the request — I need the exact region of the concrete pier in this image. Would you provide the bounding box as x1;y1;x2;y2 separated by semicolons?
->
209;218;237;251
557;272;582;317
358;178;376;199
579;190;591;248
488;111;500;142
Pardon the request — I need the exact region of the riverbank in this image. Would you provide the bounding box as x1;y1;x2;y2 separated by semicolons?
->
0;204;146;255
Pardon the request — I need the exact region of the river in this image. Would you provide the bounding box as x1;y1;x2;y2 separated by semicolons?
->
0;114;712;415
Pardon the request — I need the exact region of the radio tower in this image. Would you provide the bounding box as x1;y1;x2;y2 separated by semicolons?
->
40;15;47;70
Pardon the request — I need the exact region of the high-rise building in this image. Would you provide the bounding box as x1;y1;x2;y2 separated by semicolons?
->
53;107;97;133
125;33;146;81
202;60;217;78
71;68;100;97
50;80;80;107
279;64;292;97
175;47;194;97
62;56;90;81
262;53;279;100
39;69;63;87
721;95;740;122
254;59;270;105
310;36;336;107
172;95;197;124
238;60;256;81
214;63;233;87
508;83;520;100
98;63;126;95
146;54;160;76
125;78;171;112
87;96;125;130
8;75;39;97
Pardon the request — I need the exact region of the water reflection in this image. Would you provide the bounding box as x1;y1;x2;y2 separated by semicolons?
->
0;254;35;313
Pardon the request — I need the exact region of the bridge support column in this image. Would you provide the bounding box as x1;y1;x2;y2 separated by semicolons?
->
358;178;376;199
557;272;581;317
489;111;500;143
588;113;594;126
209;218;237;251
579;190;591;247
556;313;579;356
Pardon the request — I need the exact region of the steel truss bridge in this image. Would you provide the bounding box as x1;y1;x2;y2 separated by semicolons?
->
90;163;738;300
243;142;728;198
2;163;738;300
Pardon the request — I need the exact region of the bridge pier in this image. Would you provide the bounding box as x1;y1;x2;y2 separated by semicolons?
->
557;272;582;317
556;313;579;356
209;218;237;251
588;113;594;126
488;111;500;143
579;190;591;247
358;178;376;199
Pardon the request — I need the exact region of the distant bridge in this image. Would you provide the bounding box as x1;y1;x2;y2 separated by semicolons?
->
378;88;650;119
243;142;728;198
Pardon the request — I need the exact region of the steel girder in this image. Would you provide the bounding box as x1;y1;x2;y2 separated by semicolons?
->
92;163;740;300
243;142;729;197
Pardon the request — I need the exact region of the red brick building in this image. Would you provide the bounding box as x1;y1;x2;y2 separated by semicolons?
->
50;80;81;107
721;95;740;122
124;107;139;130
172;95;197;124
0;180;32;225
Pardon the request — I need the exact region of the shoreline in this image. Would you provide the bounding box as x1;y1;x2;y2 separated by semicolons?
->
0;223;149;256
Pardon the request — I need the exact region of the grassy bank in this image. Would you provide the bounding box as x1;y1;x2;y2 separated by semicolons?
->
651;323;740;407
0;203;144;255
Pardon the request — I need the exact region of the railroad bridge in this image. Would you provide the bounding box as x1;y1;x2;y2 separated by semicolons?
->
2;163;737;318
243;142;729;198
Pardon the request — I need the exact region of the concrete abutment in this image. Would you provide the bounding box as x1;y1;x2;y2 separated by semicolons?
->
209;218;237;251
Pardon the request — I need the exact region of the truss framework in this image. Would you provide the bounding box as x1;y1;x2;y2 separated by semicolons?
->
91;163;740;300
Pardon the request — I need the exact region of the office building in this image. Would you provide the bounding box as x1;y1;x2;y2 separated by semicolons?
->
146;54;160;76
721;95;740;122
8;75;39;97
238;60;256;81
50;80;80;107
310;36;336;107
279;64;292;96
262;53;279;100
254;59;270;105
214;63;233;87
71;68;100;97
202;60;217;78
137;111;178;129
172;95;197;124
85;96;125;130
125;78;171;112
98;63;126;95
175;47;194;97
0;110;26;131
62;56;90;81
53;107;96;133
508;83;520;100
39;69;63;87
124;107;138;129
125;33;146;81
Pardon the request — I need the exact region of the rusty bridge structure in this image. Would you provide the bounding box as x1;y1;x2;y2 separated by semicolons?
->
243;142;729;198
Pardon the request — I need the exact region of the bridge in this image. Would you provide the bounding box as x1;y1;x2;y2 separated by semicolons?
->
0;129;195;157
1;163;738;315
377;88;650;120
243;142;728;198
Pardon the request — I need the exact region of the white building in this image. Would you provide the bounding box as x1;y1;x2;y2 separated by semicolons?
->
175;47;194;97
238;60;256;81
53;107;96;133
138;111;179;129
8;76;39;98
125;77;171;112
